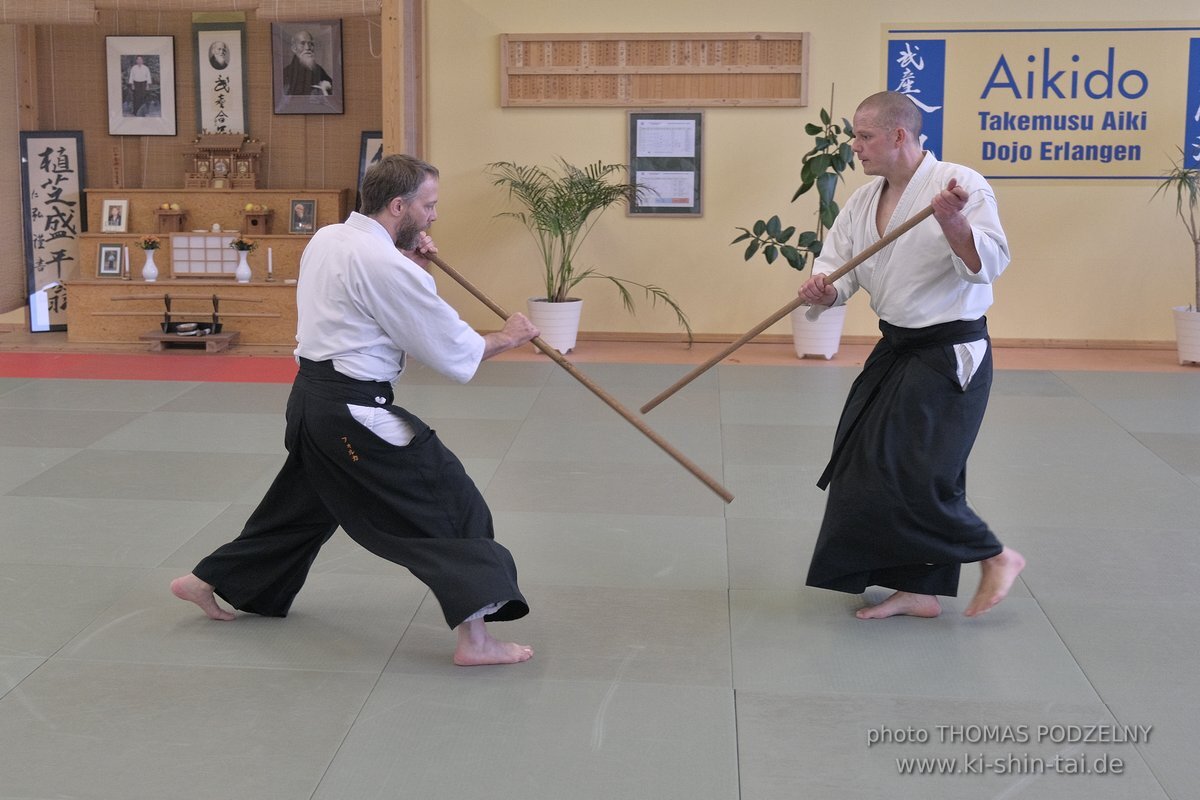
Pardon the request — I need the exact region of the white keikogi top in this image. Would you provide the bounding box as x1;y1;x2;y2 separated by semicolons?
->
293;212;485;384
813;152;1010;387
814;151;1010;330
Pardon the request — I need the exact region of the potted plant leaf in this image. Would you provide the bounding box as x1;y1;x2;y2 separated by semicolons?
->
488;158;692;353
731;92;855;358
1152;150;1200;365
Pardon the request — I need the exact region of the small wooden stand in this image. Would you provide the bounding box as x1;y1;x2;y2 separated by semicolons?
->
155;209;187;233
140;330;240;352
241;210;272;235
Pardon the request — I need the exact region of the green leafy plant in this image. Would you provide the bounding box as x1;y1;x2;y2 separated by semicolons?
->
488;158;692;342
1152;150;1200;310
732;95;855;272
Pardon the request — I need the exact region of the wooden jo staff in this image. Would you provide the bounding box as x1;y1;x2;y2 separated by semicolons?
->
427;253;735;504
640;204;936;415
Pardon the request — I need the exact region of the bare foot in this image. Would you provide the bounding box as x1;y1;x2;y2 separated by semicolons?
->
453;619;533;666
856;591;942;619
964;547;1026;617
170;574;235;621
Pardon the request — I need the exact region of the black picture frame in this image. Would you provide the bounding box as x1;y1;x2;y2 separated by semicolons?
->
19;130;86;332
627;111;703;216
271;21;344;115
356;130;383;211
105;36;177;136
289;199;316;234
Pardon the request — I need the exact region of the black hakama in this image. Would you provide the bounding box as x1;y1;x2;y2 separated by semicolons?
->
805;318;1003;597
192;358;528;628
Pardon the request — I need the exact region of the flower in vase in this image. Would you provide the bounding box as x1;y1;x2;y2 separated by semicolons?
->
137;235;161;250
230;236;258;252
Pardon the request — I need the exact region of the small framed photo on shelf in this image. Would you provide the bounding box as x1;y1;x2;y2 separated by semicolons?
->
101;199;129;233
97;244;123;277
289;199;316;234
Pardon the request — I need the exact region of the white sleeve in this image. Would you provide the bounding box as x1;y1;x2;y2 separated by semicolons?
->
952;186;1010;285
354;257;485;384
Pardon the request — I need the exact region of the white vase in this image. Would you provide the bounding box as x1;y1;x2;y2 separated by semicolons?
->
1172;306;1200;365
527;297;583;353
141;249;158;282
790;304;847;360
235;250;252;283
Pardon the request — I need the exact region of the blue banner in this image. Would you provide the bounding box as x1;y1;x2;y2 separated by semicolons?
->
1187;38;1200;165
887;38;946;158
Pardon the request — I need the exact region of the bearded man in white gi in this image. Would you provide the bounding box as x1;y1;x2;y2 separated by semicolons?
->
173;154;540;666
799;91;1025;620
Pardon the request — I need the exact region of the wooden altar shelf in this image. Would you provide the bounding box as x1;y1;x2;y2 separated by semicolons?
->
500;32;809;107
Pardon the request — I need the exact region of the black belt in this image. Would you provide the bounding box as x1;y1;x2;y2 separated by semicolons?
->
295;357;394;407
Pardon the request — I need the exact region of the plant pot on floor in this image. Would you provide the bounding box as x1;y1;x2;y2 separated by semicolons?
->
791;304;847;360
527;297;583;353
1172;306;1200;365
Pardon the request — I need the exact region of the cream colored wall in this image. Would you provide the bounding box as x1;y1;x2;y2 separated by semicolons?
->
425;0;1196;344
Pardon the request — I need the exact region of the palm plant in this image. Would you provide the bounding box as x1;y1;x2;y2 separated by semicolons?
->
1152;150;1200;310
488;158;692;341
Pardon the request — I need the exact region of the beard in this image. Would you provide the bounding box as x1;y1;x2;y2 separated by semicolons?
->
395;217;423;251
296;51;316;68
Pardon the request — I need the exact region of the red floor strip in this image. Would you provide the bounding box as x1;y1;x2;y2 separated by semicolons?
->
0;352;299;383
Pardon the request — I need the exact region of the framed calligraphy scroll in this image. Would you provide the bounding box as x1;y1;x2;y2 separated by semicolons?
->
194;22;249;134
106;36;177;136
19;131;86;332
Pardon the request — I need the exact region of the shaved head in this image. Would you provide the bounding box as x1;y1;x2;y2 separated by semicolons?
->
856;91;923;138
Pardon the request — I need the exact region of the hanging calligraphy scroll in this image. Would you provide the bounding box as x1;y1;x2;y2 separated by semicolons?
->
19;131;86;332
194;22;249;134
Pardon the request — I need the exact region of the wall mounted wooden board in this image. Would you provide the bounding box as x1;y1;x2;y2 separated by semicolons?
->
500;32;809;107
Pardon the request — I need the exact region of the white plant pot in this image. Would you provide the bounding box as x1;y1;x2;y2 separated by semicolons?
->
791;304;847;360
1172;306;1200;365
527;297;583;353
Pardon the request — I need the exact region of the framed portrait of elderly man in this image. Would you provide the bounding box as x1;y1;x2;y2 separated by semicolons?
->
289;199;317;234
271;21;344;115
105;36;177;136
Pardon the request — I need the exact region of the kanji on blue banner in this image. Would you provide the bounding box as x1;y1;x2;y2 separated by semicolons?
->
887;39;946;158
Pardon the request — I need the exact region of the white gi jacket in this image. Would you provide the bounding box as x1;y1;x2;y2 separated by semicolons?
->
294;212;486;384
814;152;1010;330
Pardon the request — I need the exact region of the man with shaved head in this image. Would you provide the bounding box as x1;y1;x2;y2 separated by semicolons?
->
799;91;1025;621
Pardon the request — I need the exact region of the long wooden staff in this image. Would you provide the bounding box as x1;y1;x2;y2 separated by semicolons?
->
427;253;735;504
640;205;936;414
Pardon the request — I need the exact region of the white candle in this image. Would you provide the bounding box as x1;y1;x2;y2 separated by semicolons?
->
268;247;273;275
123;246;130;277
